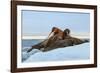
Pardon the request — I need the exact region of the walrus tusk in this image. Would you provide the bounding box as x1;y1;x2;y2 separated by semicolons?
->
47;32;54;39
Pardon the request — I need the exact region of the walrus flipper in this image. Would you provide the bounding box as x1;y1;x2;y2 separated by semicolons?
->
27;39;48;52
27;42;44;52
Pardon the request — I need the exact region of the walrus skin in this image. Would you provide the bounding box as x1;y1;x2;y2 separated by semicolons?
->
27;28;89;52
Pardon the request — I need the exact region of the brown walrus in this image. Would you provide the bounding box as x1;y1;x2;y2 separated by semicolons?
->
40;28;86;52
27;27;64;52
48;27;64;39
63;29;85;45
27;28;89;52
45;27;65;48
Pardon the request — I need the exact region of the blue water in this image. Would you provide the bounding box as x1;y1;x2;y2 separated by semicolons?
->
22;39;89;48
22;39;43;48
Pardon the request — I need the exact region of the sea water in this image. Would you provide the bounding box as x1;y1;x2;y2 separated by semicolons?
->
22;39;43;48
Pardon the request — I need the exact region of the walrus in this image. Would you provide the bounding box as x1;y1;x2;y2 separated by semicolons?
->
27;28;89;52
63;29;84;45
42;27;65;49
40;28;86;52
27;27;64;52
48;27;64;40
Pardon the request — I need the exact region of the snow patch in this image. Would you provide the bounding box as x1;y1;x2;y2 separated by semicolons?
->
22;43;90;62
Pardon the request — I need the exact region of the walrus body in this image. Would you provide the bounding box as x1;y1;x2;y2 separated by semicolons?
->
27;27;89;52
27;38;73;52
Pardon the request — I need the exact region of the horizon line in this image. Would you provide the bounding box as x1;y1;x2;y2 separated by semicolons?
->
22;35;90;39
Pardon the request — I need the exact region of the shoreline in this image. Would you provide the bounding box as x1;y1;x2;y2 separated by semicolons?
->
22;35;90;39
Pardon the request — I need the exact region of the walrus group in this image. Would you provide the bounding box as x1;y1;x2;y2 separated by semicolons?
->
27;27;89;52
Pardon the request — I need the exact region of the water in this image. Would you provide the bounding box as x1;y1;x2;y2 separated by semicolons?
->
22;39;89;48
22;39;43;62
22;39;43;48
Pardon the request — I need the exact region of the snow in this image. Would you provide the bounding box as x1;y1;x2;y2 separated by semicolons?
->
22;43;90;62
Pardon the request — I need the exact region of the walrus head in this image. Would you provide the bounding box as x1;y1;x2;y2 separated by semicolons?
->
64;28;70;36
47;27;59;39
